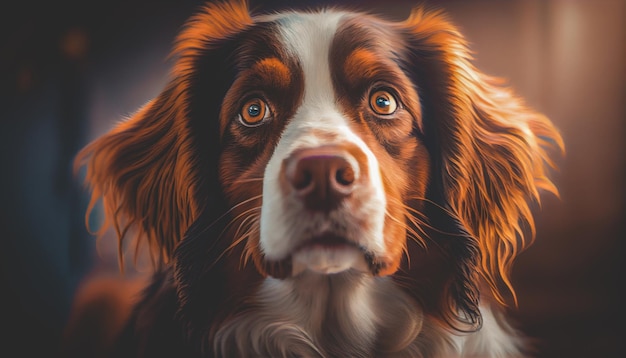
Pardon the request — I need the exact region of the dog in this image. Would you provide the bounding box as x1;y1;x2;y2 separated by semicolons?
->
65;1;563;356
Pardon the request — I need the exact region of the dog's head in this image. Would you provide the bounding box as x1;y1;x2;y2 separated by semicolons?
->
76;0;563;331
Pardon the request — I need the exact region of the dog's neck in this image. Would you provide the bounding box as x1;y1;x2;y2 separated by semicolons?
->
212;270;452;357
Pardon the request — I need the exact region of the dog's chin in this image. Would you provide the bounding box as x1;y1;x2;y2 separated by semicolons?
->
292;245;370;276
261;234;375;279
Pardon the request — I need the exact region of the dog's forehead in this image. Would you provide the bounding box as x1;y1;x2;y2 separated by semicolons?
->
255;10;347;106
262;10;347;56
253;10;399;74
252;11;398;103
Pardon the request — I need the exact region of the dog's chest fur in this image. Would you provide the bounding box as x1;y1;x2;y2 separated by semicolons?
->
213;272;449;357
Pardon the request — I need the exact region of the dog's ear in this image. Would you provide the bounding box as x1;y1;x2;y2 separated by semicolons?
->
75;0;253;268
397;201;482;332
400;8;563;321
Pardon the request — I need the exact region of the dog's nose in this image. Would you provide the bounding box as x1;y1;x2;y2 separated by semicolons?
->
284;147;359;211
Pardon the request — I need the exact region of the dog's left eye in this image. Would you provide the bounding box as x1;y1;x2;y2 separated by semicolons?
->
240;98;271;126
369;90;398;115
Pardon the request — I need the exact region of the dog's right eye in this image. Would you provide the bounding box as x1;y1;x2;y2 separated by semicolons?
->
240;98;271;127
369;90;398;116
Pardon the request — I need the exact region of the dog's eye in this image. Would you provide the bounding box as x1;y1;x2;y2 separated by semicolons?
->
240;98;271;126
369;90;397;115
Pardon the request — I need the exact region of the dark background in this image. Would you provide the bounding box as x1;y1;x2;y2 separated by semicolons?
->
1;0;624;356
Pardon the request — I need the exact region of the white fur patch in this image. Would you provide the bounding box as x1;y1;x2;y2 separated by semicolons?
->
213;272;431;357
447;303;526;357
258;10;387;266
292;246;369;275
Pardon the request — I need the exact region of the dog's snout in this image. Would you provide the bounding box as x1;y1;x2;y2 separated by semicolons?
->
284;147;360;211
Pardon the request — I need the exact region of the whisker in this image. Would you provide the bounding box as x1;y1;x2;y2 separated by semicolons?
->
193;194;264;240
401;240;411;269
389;196;467;238
403;195;459;220
196;195;263;261
386;196;471;259
219;205;262;241
229;211;260;251
221;194;263;222
385;209;427;248
230;177;264;185
384;209;428;271
209;206;262;269
403;213;430;244
223;214;260;270
240;220;260;269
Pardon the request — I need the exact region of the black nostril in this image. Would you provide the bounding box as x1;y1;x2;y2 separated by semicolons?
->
292;168;313;190
335;166;355;186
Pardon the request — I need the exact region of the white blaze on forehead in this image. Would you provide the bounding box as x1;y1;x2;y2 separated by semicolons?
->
263;10;346;107
259;11;387;261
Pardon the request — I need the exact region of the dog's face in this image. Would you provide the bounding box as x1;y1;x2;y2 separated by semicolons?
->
217;11;429;279
76;0;562;330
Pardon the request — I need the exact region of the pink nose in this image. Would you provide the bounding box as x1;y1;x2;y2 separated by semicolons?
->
283;147;359;212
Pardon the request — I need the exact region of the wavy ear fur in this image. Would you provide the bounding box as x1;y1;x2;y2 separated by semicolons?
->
401;8;563;319
74;0;253;268
75;84;200;267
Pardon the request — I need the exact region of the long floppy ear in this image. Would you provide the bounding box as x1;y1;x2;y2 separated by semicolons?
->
74;0;253;268
401;8;563;316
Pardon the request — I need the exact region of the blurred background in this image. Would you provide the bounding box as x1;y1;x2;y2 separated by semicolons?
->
1;0;623;356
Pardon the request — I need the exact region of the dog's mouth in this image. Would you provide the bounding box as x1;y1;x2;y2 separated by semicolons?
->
294;233;358;252
261;233;385;279
291;233;368;276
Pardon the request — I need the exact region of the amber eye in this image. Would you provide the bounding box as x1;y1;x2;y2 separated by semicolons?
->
369;90;398;115
240;98;270;126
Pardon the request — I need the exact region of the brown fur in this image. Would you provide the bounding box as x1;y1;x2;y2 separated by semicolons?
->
74;0;254;268
401;8;564;306
67;1;563;356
